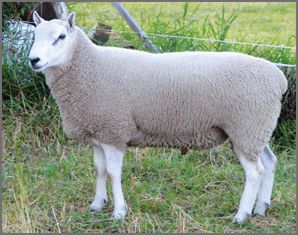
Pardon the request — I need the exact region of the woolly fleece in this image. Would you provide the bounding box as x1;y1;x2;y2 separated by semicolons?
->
44;25;287;160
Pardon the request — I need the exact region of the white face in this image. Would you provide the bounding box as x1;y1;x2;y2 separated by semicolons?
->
29;11;76;72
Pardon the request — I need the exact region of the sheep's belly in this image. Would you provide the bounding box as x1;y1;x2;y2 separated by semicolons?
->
127;127;228;150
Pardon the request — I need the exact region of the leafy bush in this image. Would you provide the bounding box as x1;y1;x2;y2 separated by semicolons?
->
2;22;49;104
2;2;34;29
280;67;296;121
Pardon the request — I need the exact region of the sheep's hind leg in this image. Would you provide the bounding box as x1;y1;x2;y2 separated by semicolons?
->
254;145;277;216
233;145;265;223
90;145;108;212
101;143;127;219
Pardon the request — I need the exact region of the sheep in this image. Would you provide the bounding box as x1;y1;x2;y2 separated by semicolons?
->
28;11;287;223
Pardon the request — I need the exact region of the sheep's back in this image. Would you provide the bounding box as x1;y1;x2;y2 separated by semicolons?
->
112;51;287;154
61;45;286;155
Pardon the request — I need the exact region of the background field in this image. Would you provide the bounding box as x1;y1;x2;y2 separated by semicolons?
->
2;2;296;233
70;2;296;45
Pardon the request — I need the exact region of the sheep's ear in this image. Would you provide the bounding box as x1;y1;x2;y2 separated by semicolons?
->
32;11;45;26
67;12;76;29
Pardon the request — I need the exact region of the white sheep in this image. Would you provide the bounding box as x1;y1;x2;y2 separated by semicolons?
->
29;12;287;223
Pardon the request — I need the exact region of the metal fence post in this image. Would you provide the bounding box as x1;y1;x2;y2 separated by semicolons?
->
112;2;159;53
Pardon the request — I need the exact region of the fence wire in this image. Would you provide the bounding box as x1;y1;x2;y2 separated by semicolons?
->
3;20;297;69
93;28;296;68
108;29;296;50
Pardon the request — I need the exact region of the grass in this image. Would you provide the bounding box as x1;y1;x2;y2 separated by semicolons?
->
2;99;296;233
2;2;296;233
68;2;296;46
68;2;296;65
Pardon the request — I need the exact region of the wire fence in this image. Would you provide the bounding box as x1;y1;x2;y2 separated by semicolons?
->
3;20;296;69
88;27;296;68
14;21;296;68
109;29;296;50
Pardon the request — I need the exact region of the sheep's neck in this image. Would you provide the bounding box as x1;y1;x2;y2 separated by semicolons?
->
44;27;96;110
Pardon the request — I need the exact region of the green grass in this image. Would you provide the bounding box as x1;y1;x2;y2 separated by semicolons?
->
2;2;296;233
68;2;296;65
68;2;296;46
2;99;296;233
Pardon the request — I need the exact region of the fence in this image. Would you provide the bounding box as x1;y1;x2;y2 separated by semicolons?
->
95;28;296;68
8;18;296;69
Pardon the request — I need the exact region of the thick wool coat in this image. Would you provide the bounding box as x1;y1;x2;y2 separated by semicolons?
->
44;26;287;160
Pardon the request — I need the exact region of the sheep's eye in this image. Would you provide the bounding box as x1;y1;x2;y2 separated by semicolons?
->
53;34;66;46
59;34;66;40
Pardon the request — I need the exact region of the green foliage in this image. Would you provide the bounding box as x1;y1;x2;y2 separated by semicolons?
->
272;120;296;152
2;21;49;104
2;2;34;29
68;2;296;63
2;47;49;104
280;67;296;121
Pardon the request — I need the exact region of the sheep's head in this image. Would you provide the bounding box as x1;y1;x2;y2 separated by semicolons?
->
29;11;76;72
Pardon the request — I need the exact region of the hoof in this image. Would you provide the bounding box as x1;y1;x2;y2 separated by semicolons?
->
253;202;270;217
112;205;127;219
233;212;251;224
90;199;107;212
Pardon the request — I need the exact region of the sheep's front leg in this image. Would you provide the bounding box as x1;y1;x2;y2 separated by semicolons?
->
233;146;265;223
101;143;127;219
90;145;108;212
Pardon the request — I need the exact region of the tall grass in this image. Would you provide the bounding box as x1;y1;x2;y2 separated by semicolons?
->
2;100;296;232
2;22;49;104
70;3;296;64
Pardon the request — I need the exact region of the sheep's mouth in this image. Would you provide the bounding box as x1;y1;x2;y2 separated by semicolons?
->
32;62;48;71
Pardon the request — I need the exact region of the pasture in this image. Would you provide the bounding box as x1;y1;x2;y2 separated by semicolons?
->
2;2;296;233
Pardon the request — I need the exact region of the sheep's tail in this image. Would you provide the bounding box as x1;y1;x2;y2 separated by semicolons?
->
276;66;288;96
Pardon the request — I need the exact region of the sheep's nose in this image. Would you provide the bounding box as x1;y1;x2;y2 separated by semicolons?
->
29;57;40;66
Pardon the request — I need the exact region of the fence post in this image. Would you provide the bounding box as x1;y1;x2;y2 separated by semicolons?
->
111;2;159;53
